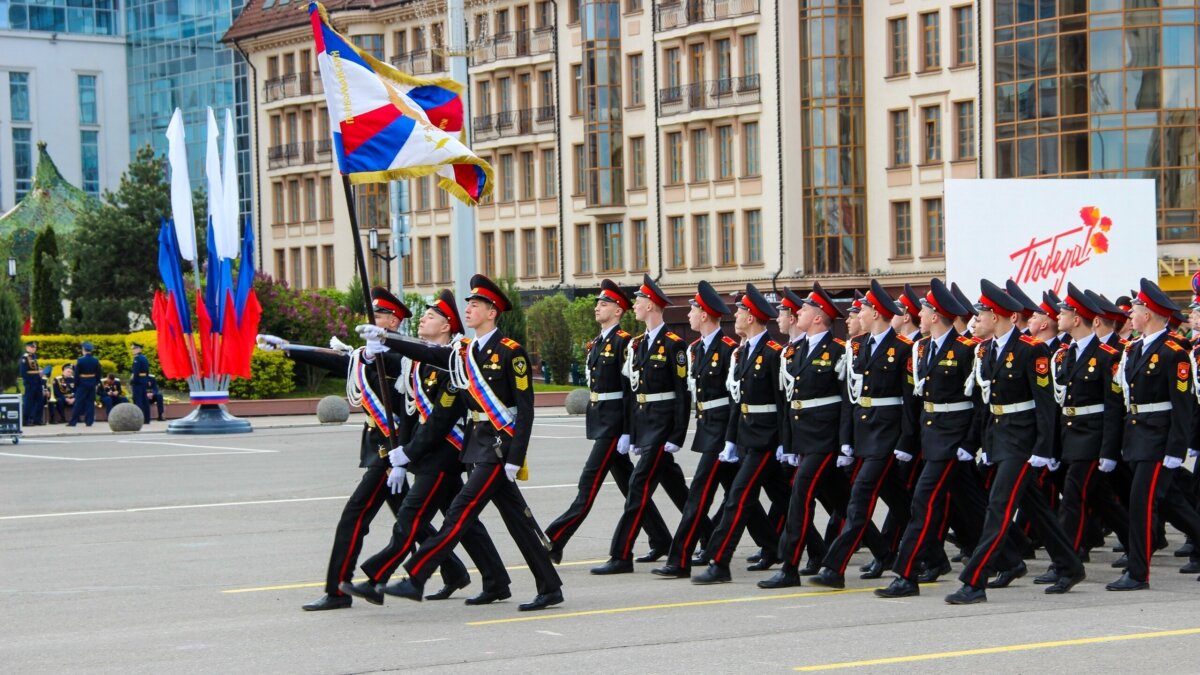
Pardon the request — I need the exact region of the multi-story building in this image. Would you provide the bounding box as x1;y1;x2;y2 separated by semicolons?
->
0;1;128;212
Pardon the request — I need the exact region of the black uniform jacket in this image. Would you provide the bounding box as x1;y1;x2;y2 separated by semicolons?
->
1122;332;1193;462
1055;337;1123;463
783;333;850;456
626;327;691;449
848;328;918;458
975;331;1055;462
585;326;632;440
690;331;738;453
725;333;786;450
912;329;982;461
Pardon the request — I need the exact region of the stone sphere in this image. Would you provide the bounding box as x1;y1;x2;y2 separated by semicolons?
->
564;388;590;415
317;395;351;424
108;403;145;432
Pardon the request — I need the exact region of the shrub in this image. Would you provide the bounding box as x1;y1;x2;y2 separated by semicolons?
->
228;351;295;399
526;295;573;385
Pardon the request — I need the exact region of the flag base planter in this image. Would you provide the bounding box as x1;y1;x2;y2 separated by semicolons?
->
167;403;253;435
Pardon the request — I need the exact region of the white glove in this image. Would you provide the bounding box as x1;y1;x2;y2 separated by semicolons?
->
363;339;390;359
617;434;631;455
256;334;285;352
356;324;386;340
893;450;913;463
386;466;407;494
980;452;992;465
840;444;854;457
504;463;521;481
1189;448;1198;458
836;455;855;468
1047;459;1061;472
664;442;681;454
718;442;739;463
629;445;642;456
388;446;410;467
783;453;799;466
775;445;785;462
1028;455;1051;468
1098;458;1117;473
1164;455;1184;470
956;447;973;462
329;336;353;354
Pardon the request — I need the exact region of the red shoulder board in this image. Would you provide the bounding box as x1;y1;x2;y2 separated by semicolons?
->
721;335;737;347
833;338;846;346
690;337;702;346
500;337;520;349
895;334;913;345
956;335;975;346
1019;335;1042;345
766;340;783;351
616;329;631;338
1124;340;1136;352
1097;343;1118;356
665;331;682;342
1165;340;1184;352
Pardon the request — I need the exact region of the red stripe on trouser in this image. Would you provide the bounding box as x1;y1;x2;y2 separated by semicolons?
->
789;453;835;566
409;464;502;578
837;456;895;573
622;446;665;559
338;470;389;588
714;451;772;561
1144;463;1163;582
1072;462;1097;552
902;460;956;578
552;438;619;542
372;472;446;582
968;462;1031;587
680;457;723;567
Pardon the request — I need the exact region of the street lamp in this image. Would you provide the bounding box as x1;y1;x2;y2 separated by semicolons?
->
367;227;397;288
6;257;15;280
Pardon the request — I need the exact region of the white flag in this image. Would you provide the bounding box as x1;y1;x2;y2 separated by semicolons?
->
165;108;197;261
204;107;224;252
220;109;240;259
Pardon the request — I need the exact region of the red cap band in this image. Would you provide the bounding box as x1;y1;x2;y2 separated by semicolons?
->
864;290;896;319
1064;295;1096;322
808;292;837;321
899;294;920;319
694;293;721;317
640;283;668;308
1039;301;1060;321
471;286;506;311
979;294;1015;318
433;298;461;333
374;297;404;315
740;296;771;322
1137;290;1173;318
600;288;630;310
925;290;955;321
781;295;802;313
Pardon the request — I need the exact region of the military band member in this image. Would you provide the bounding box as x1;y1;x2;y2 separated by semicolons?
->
67;342;100;427
20;341;44;426
98;374;128;413
51;365;76;424
130;342;152;423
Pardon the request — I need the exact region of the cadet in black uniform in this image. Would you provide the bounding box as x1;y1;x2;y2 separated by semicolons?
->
20;341;44;425
546;279;673;565
383;274;564;611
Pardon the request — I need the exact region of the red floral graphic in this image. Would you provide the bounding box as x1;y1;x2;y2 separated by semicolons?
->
1090;231;1109;254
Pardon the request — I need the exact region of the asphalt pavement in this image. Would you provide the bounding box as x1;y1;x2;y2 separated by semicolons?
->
3;414;1200;674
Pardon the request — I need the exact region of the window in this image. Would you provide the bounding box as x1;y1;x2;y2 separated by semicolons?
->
521;151;535;200
323;245;336;287
351;34;384;60
691;128;708;182
568;0;580;23
80;131;99;196
741;34;758;81
601;222;623;272
288;179;301;223
291;248;304;288
953;5;975;67
717;125;734;179
500;153;515;201
272;183;285;225
954;100;976;160
924;198;944;257
664;47;681;97
626;0;642;11
522;229;537;277
539;70;553;109
357;183;387;228
274;249;286;283
573;144;585;194
715;39;732;92
502;230;516;278
890;109;909;166
888;18;908;76
544;227;558;276
438;236;451;282
481;232;496;276
436;185;449;209
577;224;592;274
497;77;512;115
305;246;318;289
320;176;332;219
416;238;430;284
892;201;912;258
669;216;686;268
694;214;710;267
922;106;941;163
12;128;32;201
303;177;316;222
628;54;643;106
571;64;583;114
78;75;97;125
920;12;940;71
632;219;648;270
403;248;414;287
630;136;646;188
667;132;683;184
476;80;491;117
719;212;736;266
742;122;760;176
10;72;30;122
745;209;762;264
542;149;557;197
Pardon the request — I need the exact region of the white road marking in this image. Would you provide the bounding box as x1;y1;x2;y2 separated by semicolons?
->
535;630;563;636
405;638;449;644
118;440;278;453
0;452;84;461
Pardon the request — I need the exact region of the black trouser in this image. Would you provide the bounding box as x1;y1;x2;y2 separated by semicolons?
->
22;380;43;425
608;445;696;561
778;453;851;569
705;448;791;567
545;437;672;556
1059;460;1130;554
880;457;923;558
821;456;910;575
361;469;510;594
132;382;150;422
405;462;561;595
1127;461;1200;582
892;458;988;580
48;399;68;423
69;382;97;425
959;458;1081;588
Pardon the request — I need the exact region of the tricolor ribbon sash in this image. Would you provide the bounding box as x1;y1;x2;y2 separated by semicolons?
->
460;341;517;435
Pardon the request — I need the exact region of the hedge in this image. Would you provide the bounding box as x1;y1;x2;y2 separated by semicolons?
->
39;358;119;378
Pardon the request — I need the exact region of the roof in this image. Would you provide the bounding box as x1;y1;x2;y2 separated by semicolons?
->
222;0;413;44
0;141;99;236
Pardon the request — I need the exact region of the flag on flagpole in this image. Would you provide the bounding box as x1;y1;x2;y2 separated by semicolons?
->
166;109;198;261
221;109;241;260
308;1;492;205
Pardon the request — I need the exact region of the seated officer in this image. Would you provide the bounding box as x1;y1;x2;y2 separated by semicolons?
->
99;374;129;413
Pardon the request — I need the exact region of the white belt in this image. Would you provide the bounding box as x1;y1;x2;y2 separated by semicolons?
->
740;403;777;414
1129;401;1172;414
696;397;730;411
791;396;841;411
637;392;676;404
924;401;974;413
589;391;622;402
1061;404;1104;417
989;400;1035;415
857;396;903;408
469;407;517;423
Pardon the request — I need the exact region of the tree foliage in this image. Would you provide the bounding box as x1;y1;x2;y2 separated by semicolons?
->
31;226;63;333
0;284;23;390
253;273;355;391
526;294;573;385
495;276;526;346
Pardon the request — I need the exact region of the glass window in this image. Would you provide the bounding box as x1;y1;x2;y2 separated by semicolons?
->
320;176;332;219
665;47;681;91
742;34;758;78
9;72;30;122
1089;30;1122;71
717;126;734;179
573;144;585;194
745;209;762;264
542;149;557;197
303;177;316;221
80;130;99;196
630;136;646;188
502;230;516;278
323;245;336;287
889;17;908;76
544;227;558;276
523;229;537;278
78;75;97;125
893;201;912;258
743;121;760;175
601;222;623;272
955;100;976;160
571;64;583;114
420;238;433;284
350;34;384;60
667;131;683;184
628;53;643;106
694;214;709;266
719;212;736;265
922;105;942;163
632;218;648;270
924;198;944;257
953;5;975;66
13;127;33;200
669;216;686;268
481;232;496;277
1164;26;1196;67
521;151;535;200
890;109;909;166
577;224;592;274
500;154;515;201
716;38;732;90
691;128;708;181
921;12;940;71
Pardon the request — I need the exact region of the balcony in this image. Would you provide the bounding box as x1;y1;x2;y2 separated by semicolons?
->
390;50;446;76
268;140;329;169
263;72;323;103
473;105;556;142
658;76;760;116
655;0;759;31
471;27;556;66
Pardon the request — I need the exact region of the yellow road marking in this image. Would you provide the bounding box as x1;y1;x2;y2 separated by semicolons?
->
221;559;607;594
793;627;1200;671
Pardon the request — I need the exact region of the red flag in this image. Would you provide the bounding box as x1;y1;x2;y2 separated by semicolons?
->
196;289;212;377
219;289;244;378
158;291;194;380
235;289;262;378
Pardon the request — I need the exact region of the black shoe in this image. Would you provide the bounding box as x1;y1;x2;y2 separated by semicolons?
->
635;548;665;563
874;576;919;598
1111;553;1129;568
860;557;888;580
1155;535;1169;552
691;563;732;585
1175;542;1195;558
799;559;821;576
987;562;1028;588
747;555;780;572
1113;543;1125;553
1077;549;1091;563
518;589;563;611
1033;566;1059;585
464;588;512;605
746;552;763;564
810;568;846;589
590;559;634;575
1105;571;1148;591
917;560;953;584
340;580;384;605
425;576;470;600
651;564;690;579
1180;560;1200;574
944;584;987;605
1045;568;1085;595
157;416;165;421
383;578;424;602
757;568;801;589
950;550;966;563
548;547;563;565
691;555;708;567
302;593;352;611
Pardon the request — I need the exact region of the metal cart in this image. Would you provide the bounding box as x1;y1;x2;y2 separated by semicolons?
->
0;394;22;444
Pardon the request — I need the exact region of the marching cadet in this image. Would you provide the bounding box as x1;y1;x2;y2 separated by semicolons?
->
343;290;512;607
20;341;44;426
693;284;789;585
546;280;674;565
1107;279;1200;591
1006;280;1037;335
67;342;101;427
1115;296;1136;342
1035;284;1129;587
592;275;693;576
846;292;865;339
944;280;1085;605
951;282;977;338
1088;291;1129;351
130;342;152;424
379;274;564;611
759;283;852;589
1031;292;1065;350
893;285;924;342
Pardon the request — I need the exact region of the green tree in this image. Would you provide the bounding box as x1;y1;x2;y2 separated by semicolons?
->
253;273;355;391
30;226;63;333
526;294;572;385
495;276;526;346
0;285;23;390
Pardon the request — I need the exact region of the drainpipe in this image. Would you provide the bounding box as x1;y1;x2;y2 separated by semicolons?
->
651;4;663;282
772;0;784;281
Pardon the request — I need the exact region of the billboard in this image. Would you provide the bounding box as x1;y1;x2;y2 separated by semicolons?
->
945;179;1157;300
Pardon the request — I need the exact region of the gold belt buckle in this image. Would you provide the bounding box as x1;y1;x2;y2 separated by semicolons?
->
791;400;803;410
740;403;749;414
637;393;647;404
589;392;599;403
1130;404;1139;415
1063;406;1075;417
923;401;935;413
696;400;705;411
990;404;1004;415
860;396;872;407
